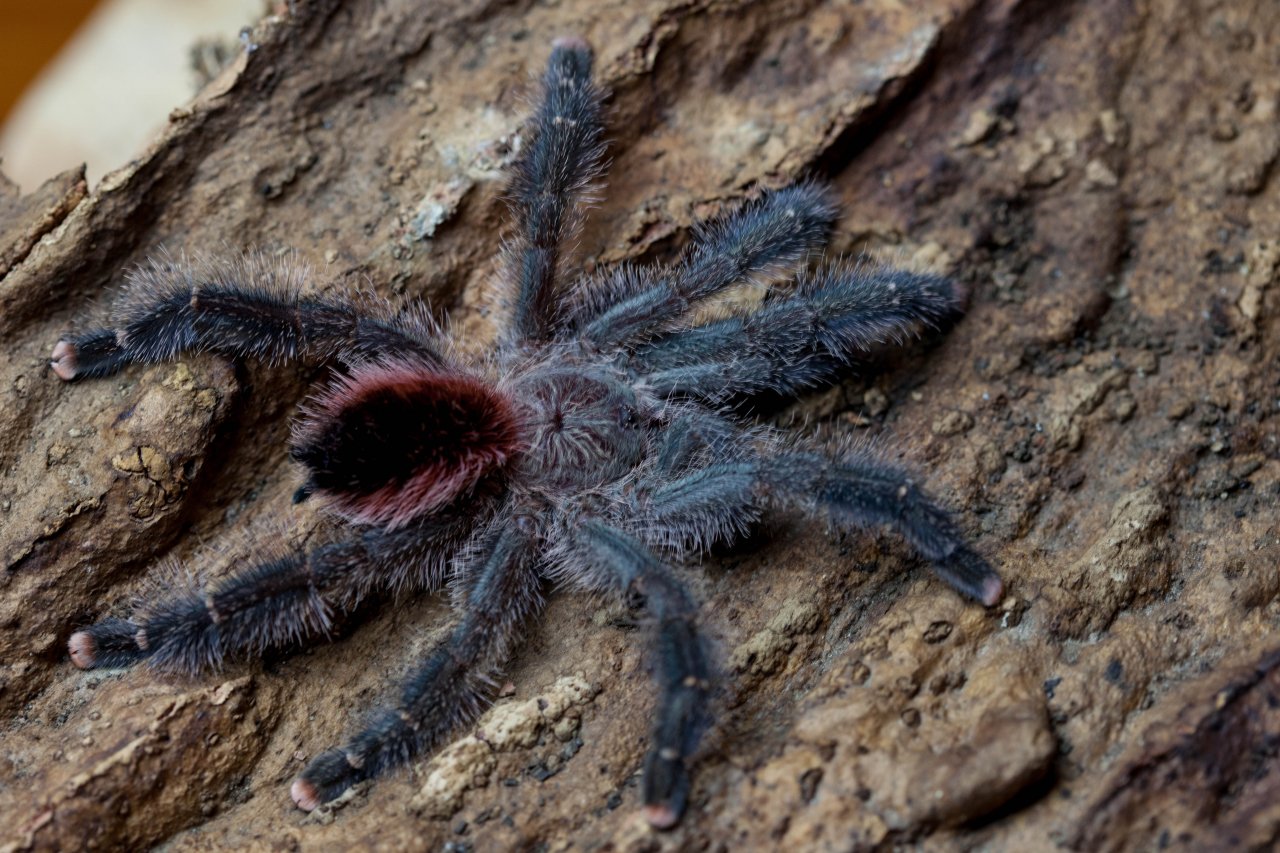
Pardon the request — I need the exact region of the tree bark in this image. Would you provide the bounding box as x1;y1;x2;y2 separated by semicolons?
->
1;0;1277;849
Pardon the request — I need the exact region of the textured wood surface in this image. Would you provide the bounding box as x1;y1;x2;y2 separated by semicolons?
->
1;1;1277;850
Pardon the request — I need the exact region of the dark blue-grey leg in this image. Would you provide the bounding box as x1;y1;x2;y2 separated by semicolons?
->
51;256;444;381
574;182;838;347
565;519;711;828
637;452;1002;606
291;518;541;810
68;512;470;674
651;408;743;476
634;264;966;400
508;38;606;342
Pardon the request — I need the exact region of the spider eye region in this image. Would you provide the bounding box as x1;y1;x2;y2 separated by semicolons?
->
291;360;522;527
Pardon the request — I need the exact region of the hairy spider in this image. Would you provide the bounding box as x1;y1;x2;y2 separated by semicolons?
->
51;38;1002;828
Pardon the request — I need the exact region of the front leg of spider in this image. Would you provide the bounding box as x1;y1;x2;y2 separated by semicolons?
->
53;36;1000;833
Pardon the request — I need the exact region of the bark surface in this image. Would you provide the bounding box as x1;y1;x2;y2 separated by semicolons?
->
1;1;1277;850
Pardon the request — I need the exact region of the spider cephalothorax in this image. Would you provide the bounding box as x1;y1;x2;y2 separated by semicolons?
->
53;38;1001;829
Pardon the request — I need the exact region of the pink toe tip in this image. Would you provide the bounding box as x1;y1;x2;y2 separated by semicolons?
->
551;35;591;53
642;802;680;830
981;575;1005;607
291;778;321;812
51;340;79;381
68;632;96;669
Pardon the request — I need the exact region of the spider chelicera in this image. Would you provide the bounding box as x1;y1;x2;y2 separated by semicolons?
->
52;37;1001;828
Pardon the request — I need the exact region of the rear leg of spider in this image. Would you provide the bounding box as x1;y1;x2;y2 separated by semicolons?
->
68;516;465;674
51;255;445;381
291;519;541;810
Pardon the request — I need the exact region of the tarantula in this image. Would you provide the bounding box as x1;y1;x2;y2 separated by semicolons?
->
51;38;1002;828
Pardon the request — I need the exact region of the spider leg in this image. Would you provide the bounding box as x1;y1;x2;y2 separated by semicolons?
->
563;519;710;829
508;38;607;343
574;182;838;347
637;451;1002;605
68;515;465;674
652;408;742;477
634;264;965;401
51;255;444;381
292;518;541;810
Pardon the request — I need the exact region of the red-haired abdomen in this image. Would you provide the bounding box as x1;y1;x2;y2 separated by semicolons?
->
292;360;521;528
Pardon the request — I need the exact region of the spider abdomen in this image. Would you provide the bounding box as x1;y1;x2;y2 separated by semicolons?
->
292;359;522;528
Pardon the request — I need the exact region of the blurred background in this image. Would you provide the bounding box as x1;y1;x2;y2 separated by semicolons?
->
1;0;264;192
